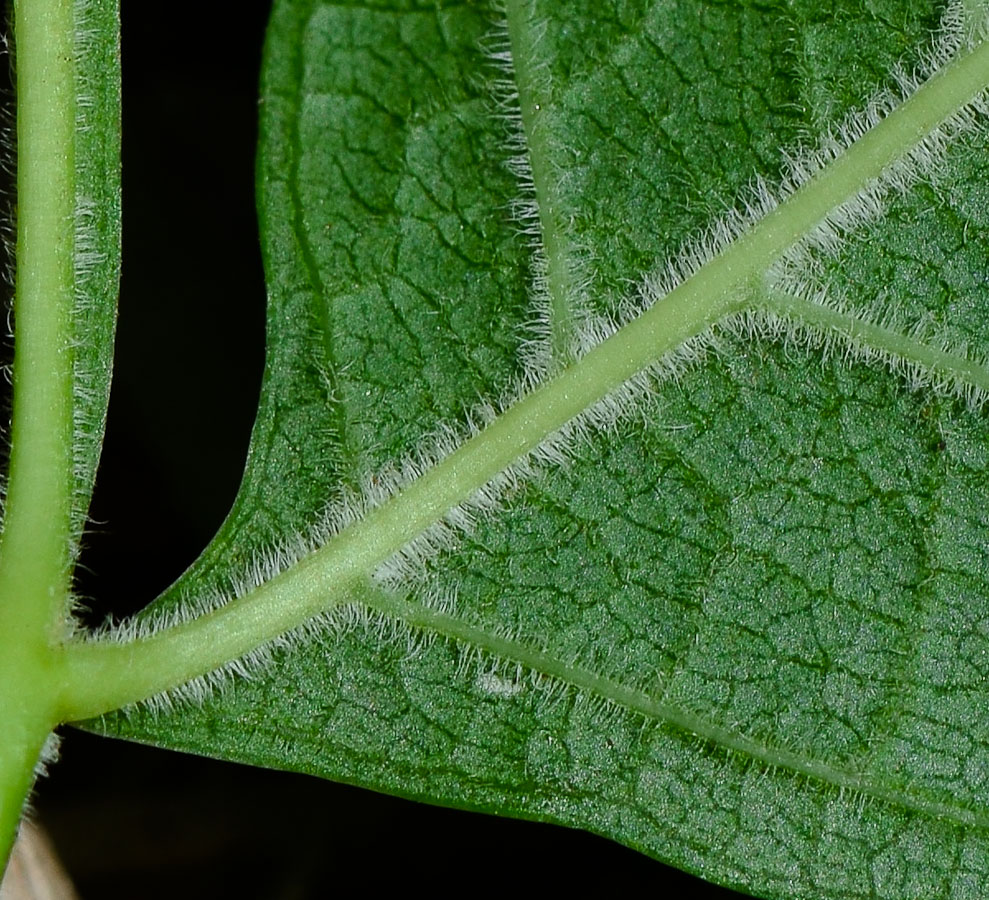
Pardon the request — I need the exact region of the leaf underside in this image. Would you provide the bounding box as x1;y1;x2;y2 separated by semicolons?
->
92;1;989;897
68;0;120;540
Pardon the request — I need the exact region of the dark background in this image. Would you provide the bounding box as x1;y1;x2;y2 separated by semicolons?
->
15;3;748;896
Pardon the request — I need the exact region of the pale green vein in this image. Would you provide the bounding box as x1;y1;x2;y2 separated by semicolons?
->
503;0;580;365
359;586;989;829
765;288;989;396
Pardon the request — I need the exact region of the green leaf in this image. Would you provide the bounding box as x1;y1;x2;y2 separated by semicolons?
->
65;0;121;534
90;1;989;896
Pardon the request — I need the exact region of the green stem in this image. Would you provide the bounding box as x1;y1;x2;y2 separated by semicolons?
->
0;725;53;872
0;649;58;871
0;0;79;872
0;0;77;638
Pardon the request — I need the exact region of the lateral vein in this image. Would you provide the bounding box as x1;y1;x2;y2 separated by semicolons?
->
365;587;989;829
765;288;989;399
502;0;580;366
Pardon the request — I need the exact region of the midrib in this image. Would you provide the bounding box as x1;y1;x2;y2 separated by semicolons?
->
63;11;989;814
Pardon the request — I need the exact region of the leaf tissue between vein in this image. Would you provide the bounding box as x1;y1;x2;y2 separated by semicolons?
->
72;0;989;723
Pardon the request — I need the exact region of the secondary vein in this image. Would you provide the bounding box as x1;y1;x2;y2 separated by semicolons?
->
503;0;579;366
363;588;989;829
766;288;989;397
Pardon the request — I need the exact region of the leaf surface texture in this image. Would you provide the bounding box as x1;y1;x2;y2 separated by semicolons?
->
95;2;989;896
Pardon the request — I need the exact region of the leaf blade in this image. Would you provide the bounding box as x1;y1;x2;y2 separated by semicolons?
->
69;0;121;533
91;2;989;897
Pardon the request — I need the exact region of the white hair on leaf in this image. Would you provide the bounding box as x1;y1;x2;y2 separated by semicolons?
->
96;0;989;715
